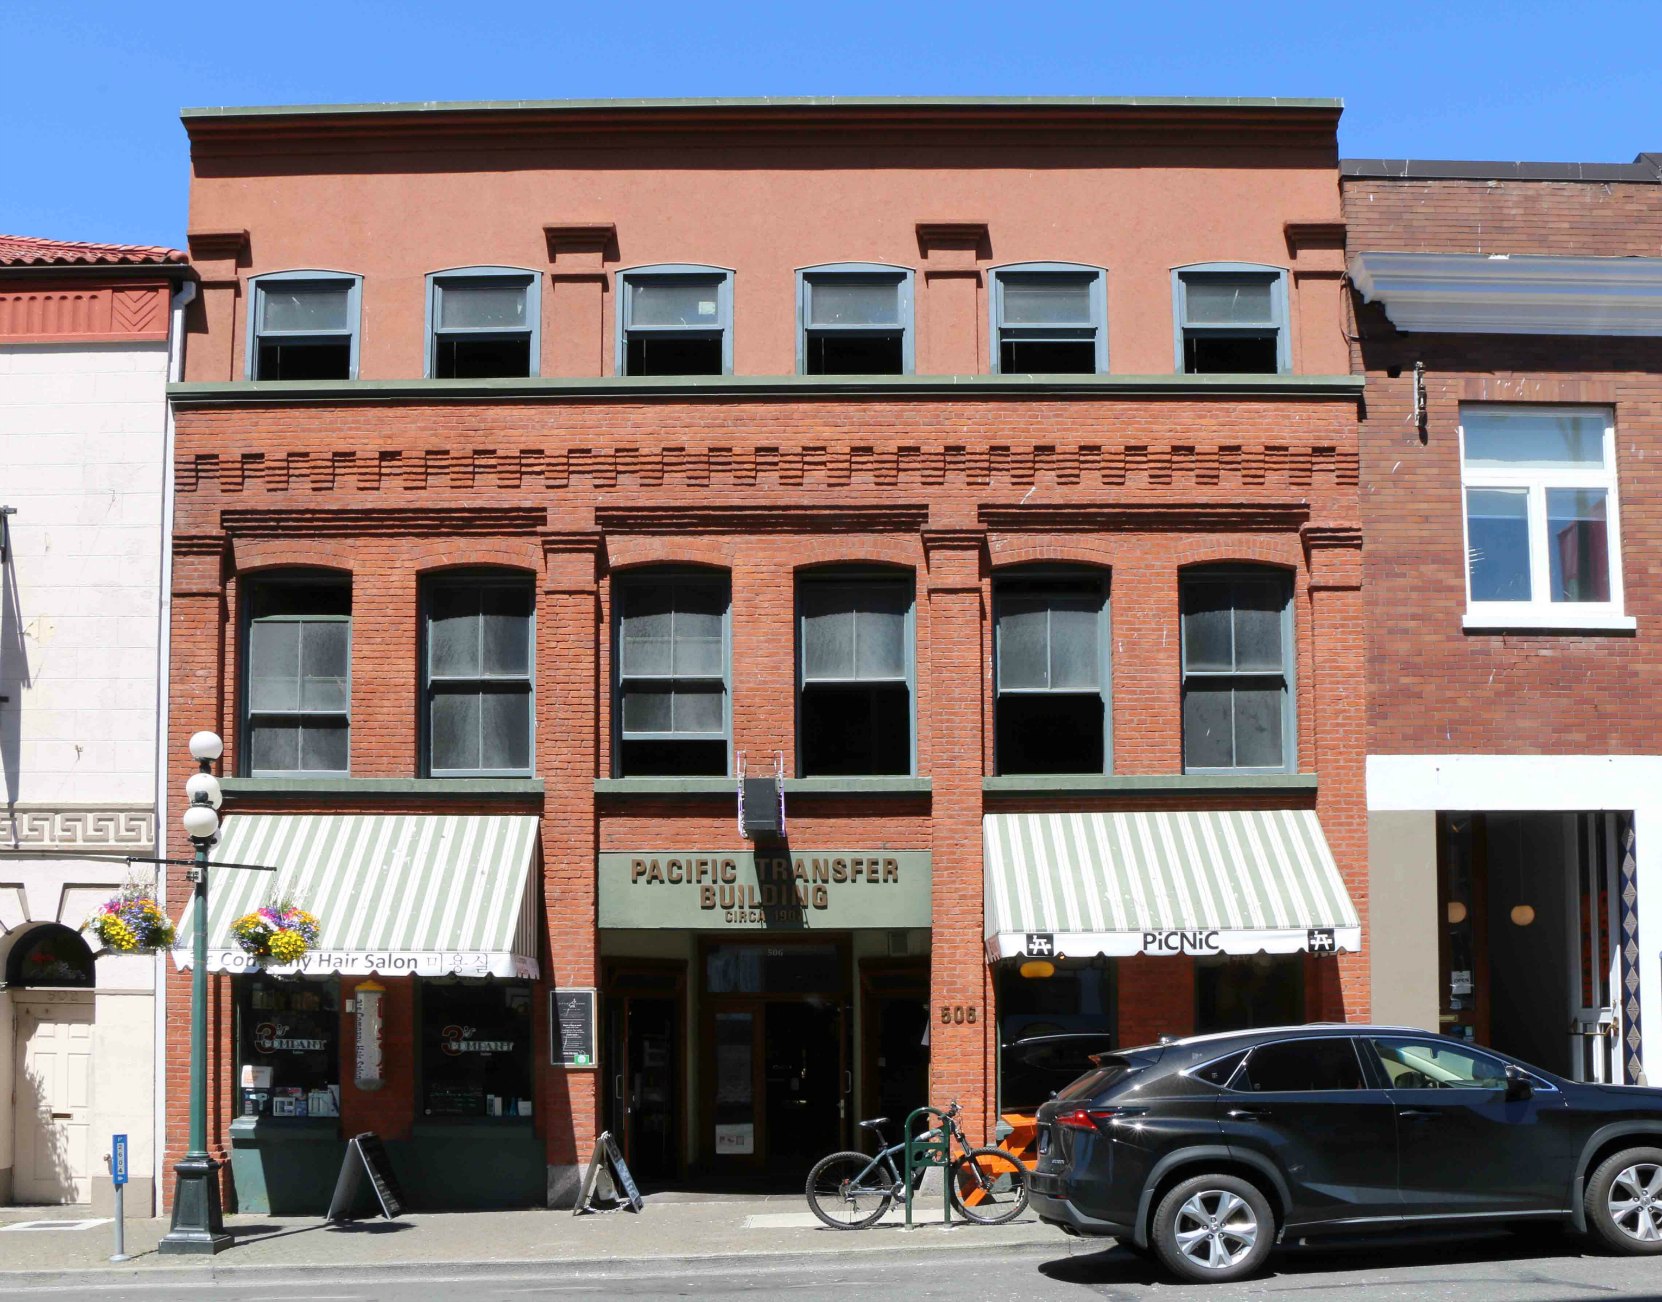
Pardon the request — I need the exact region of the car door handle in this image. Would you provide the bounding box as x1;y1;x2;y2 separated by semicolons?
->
1226;1108;1270;1119
1399;1108;1440;1120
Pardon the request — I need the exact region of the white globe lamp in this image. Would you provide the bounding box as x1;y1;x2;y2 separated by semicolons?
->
181;802;219;842
188;731;224;763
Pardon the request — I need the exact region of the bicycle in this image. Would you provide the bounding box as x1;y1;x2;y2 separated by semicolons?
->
804;1099;1030;1229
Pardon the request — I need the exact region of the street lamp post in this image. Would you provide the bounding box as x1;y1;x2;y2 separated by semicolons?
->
158;730;233;1256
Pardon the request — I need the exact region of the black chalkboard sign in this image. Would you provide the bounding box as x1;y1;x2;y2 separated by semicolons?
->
573;1129;644;1215
326;1132;406;1222
551;988;597;1068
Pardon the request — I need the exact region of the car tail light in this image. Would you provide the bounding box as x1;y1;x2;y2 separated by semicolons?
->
1053;1107;1142;1133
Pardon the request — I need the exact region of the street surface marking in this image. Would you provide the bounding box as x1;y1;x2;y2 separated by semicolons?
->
0;1218;111;1231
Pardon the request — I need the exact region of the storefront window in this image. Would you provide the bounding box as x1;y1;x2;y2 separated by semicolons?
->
994;962;1115;1114
1194;954;1304;1033
705;944;841;995
420;981;534;1118
235;975;340;1118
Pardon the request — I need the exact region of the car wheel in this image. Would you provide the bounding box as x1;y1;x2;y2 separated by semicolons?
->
1586;1147;1662;1254
1151;1173;1275;1283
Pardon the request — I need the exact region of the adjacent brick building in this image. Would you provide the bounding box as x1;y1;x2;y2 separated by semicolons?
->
1346;153;1662;1084
165;96;1368;1210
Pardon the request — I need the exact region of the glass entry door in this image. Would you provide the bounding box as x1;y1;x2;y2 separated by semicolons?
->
602;962;685;1182
1569;813;1623;1083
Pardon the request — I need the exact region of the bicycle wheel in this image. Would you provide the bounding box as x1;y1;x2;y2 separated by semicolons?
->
806;1151;895;1230
949;1146;1030;1225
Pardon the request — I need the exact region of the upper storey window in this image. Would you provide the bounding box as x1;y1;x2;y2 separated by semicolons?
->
618;266;733;377
427;268;539;378
797;570;914;776
1460;405;1628;629
797;265;913;375
247;272;362;380
615;569;731;777
424;573;535;777
1173;264;1289;375
990;265;1107;374
244;573;351;776
1180;566;1295;774
994;569;1111;775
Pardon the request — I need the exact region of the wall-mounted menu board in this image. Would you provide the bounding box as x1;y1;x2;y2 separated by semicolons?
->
551;988;597;1068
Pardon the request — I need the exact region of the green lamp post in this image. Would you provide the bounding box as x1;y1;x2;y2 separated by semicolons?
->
158;729;234;1256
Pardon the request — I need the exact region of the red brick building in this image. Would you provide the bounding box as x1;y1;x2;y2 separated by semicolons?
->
1345;153;1662;1085
165;96;1367;1210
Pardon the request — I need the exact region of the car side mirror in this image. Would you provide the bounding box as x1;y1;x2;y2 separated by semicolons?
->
1504;1065;1533;1101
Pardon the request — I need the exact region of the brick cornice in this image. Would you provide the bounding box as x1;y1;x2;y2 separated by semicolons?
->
219;506;548;536
916;220;990;267
1301;523;1364;591
595;503;929;534
1284;220;1346;255
543;223;617;268
979;502;1311;532
172;532;229;557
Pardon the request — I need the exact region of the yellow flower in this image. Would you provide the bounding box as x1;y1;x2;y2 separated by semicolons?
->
268;929;307;962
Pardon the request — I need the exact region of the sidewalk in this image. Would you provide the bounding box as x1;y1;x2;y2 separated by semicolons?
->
0;1193;1069;1283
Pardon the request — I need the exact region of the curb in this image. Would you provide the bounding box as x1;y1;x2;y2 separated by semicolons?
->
0;1227;1065;1288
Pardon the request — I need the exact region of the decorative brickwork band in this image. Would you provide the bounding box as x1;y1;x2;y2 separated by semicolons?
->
1622;817;1645;1085
0;804;156;850
596;504;929;534
220;507;549;536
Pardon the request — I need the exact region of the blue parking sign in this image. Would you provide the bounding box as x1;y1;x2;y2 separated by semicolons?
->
111;1134;128;1187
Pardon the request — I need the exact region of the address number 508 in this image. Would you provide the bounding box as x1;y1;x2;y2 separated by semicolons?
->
940;1005;978;1025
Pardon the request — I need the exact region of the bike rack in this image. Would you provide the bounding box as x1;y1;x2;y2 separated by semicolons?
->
901;1105;953;1228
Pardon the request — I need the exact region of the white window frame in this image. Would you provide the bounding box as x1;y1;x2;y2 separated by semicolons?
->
1458;404;1632;631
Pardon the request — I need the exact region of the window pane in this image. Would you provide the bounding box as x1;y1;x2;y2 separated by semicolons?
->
621;586;674;676
481;586;531;676
621;686;673;735
249;722;300;774
855;602;907;679
808;278;900;327
671;587;725;676
250;582;349;620
429;587;480;677
1181;583;1233;671
299;719;349;772
671;685;725;736
1369;1037;1508;1089
1182;683;1234;770
997;599;1050;691
438;281;528;331
299;622;349;711
1232;584;1285;672
1183;333;1279;375
628;277;723;327
481;691;531;770
1000;273;1093;325
248;621;300;711
1463;408;1606;470
262;283;350;333
1466;488;1532;602
1548;488;1611;603
431;692;481;771
1183;275;1275;325
1233;684;1285;769
803;604;853;679
1238;1039;1364;1092
1048;600;1101;691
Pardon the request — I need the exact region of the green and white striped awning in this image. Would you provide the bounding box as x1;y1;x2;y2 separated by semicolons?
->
176;814;540;978
984;809;1360;961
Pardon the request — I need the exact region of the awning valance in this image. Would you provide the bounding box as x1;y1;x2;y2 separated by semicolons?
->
984;809;1360;961
176;813;540;978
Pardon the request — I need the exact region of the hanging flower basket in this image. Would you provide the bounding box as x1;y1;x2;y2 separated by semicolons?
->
83;886;176;955
231;899;321;964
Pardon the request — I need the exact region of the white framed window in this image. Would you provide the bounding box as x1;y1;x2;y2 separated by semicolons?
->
1459;405;1631;630
1172;263;1289;375
990;264;1107;374
426;267;540;378
246;270;362;380
616;265;733;376
796;264;913;375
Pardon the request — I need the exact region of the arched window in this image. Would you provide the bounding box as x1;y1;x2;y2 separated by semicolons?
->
242;569;352;776
796;263;914;375
246;270;363;380
988;263;1108;374
422;569;535;776
6;924;95;988
425;266;541;378
615;265;734;376
1171;262;1290;375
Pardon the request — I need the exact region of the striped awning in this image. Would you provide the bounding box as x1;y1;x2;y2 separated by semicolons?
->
984;809;1360;961
175;814;540;978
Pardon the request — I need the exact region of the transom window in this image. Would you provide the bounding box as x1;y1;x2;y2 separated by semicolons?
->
244;574;351;775
990;264;1107;374
247;271;361;381
1173;264;1289;375
424;574;534;776
427;268;539;378
994;570;1110;774
797;572;914;776
1180;567;1294;773
616;571;730;776
797;265;913;375
1460;405;1625;627
617;266;733;376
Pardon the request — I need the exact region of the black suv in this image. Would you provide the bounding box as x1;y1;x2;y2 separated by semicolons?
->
1031;1024;1662;1283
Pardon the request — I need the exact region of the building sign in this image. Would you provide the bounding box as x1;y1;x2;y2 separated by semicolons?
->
439;1025;515;1055
598;851;931;930
715;1123;755;1155
551;989;597;1068
185;949;539;979
253;1021;328;1054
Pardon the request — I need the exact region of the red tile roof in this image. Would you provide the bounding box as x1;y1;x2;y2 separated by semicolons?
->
0;234;187;267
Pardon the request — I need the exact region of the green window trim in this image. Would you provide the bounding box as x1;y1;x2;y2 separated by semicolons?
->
612;567;733;777
421;571;536;778
1171;262;1290;375
992;566;1112;776
795;263;915;375
988;262;1109;375
1179;564;1297;775
616;263;735;376
246;269;363;381
240;571;352;778
424;266;542;379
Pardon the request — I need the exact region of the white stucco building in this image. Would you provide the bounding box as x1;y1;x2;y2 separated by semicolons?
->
0;235;189;1212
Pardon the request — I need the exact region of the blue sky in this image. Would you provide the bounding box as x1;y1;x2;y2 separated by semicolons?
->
5;0;1660;249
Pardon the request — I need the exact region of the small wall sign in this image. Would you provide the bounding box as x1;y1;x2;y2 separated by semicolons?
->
552;988;597;1068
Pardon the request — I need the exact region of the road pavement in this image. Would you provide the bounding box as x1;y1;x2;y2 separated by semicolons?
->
4;1230;1662;1300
